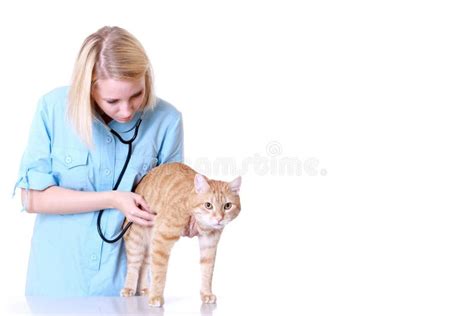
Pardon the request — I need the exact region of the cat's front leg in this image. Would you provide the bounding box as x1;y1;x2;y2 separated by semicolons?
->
199;230;222;304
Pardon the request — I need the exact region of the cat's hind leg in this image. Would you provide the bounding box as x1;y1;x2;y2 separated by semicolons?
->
137;252;150;296
148;223;181;307
121;228;147;297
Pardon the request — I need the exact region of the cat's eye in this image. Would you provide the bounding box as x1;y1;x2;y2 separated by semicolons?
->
204;202;213;210
224;202;232;210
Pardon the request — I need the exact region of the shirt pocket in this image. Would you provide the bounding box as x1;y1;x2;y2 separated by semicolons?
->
51;147;90;190
138;156;158;175
122;155;158;190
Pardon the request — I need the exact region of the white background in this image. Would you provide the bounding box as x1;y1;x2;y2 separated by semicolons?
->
0;0;473;315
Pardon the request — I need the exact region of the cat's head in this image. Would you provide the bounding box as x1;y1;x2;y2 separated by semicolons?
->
191;174;241;231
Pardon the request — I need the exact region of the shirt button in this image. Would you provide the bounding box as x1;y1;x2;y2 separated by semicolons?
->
65;156;72;164
105;169;111;176
91;254;97;261
106;136;112;143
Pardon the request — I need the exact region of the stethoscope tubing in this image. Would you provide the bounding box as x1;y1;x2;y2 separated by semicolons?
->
97;118;142;243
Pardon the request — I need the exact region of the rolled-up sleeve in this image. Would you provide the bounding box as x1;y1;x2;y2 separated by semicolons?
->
158;112;184;164
13;95;57;196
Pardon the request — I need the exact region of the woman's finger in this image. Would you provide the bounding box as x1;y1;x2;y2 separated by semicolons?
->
137;208;155;221
135;195;151;213
129;203;154;221
132;215;154;227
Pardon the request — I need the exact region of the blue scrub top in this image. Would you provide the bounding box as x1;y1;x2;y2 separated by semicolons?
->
13;86;184;297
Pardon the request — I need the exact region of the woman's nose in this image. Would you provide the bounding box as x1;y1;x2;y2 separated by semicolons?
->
121;103;134;115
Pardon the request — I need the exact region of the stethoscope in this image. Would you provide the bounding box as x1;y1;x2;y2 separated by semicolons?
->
97;117;142;243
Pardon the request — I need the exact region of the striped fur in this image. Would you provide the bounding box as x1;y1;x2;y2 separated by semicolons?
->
120;162;242;307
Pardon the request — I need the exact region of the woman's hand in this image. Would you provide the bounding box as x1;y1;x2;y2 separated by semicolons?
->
110;191;156;227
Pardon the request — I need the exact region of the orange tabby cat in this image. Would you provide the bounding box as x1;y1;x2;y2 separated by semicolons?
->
120;162;242;307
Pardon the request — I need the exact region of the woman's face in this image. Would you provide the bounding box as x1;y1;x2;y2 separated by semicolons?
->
92;77;146;124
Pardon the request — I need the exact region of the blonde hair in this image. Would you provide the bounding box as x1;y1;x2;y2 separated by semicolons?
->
68;26;156;148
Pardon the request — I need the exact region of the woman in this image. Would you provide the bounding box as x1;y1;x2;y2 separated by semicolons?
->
13;26;184;296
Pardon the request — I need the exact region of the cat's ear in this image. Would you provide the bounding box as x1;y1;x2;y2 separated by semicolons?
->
194;174;210;194
228;176;242;194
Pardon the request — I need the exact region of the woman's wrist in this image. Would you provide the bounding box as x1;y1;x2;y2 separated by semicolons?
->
104;190;117;209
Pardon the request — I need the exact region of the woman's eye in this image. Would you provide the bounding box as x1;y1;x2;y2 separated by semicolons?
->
224;202;232;210
204;202;213;210
106;100;118;104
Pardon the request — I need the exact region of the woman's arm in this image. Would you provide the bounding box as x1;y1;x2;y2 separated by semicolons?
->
21;186;155;226
21;186;114;214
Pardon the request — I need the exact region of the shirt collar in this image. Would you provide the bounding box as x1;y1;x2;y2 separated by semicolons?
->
108;110;143;133
93;110;143;134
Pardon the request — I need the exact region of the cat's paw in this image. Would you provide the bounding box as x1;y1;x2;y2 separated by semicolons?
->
138;288;149;296
120;288;135;297
201;292;217;304
148;295;164;307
